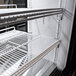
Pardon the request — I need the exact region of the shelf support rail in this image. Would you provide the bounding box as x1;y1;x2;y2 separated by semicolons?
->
0;8;63;26
11;40;61;76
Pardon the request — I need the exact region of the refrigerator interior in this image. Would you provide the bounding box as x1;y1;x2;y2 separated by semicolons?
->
0;26;60;76
0;8;61;76
0;0;75;75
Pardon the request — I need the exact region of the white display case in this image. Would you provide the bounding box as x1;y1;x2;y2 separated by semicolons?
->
0;8;65;76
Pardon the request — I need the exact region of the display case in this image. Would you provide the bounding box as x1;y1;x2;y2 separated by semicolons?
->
0;8;65;76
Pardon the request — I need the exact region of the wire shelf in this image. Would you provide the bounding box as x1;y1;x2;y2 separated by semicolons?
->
0;49;27;75
0;29;32;75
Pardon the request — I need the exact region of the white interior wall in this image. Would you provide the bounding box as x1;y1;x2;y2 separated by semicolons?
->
27;0;60;36
28;0;60;63
28;0;75;70
56;0;75;70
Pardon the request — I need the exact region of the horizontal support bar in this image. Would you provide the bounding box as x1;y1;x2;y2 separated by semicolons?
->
0;11;62;27
0;10;62;21
12;40;61;76
27;11;62;21
0;8;63;17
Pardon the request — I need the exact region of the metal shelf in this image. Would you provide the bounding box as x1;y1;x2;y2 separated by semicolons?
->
0;28;32;75
0;49;27;75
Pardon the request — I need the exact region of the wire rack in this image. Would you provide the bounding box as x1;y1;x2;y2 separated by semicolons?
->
0;31;32;75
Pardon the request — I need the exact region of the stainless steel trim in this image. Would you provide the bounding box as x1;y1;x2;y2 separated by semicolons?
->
0;11;62;26
0;8;63;16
